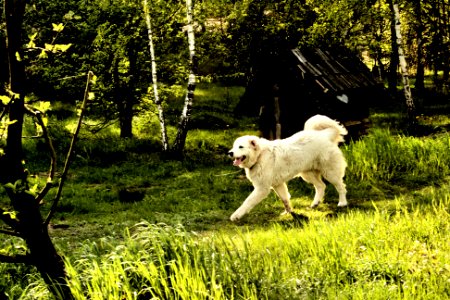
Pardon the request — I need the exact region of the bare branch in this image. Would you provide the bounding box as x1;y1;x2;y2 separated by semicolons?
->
24;106;57;204
0;227;21;237
44;71;93;226
0;105;9;122
57;73;88;81
83;118;116;134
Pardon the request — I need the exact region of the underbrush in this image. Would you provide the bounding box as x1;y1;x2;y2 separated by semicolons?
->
347;128;450;195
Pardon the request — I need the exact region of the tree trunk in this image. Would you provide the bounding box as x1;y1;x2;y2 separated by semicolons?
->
441;0;449;85
119;47;139;139
3;0;26;183
143;0;169;151
392;2;416;122
119;105;133;138
172;0;197;155
112;55;133;139
118;87;133;138
13;192;73;299
1;1;74;298
374;25;385;82
387;0;399;94
413;0;425;91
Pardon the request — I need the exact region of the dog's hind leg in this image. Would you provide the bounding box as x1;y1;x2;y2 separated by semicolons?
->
230;187;271;221
321;154;347;207
273;183;293;214
300;171;326;208
323;173;347;207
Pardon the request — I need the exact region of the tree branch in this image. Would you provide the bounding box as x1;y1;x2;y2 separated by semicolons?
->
0;105;9;122
0;253;32;264
24;106;57;204
44;71;93;226
0;227;21;237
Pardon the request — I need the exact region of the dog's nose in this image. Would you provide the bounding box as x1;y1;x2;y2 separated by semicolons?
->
228;151;234;157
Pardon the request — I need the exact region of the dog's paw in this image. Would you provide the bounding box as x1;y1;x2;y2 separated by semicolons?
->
310;203;319;208
280;209;292;216
230;211;242;222
337;202;348;207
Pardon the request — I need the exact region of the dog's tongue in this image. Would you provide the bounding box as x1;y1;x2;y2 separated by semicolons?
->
233;158;242;166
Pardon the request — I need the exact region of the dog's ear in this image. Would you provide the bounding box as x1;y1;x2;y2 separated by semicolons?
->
249;139;259;150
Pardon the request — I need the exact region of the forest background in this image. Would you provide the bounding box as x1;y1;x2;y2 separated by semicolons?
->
1;0;450;299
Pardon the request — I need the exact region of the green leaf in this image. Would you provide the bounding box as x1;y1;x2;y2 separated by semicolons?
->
5;120;17;126
64;11;75;20
10;91;20;99
0;95;10;105
52;23;65;32
27;33;38;48
90;75;98;85
30;184;39;194
45;43;72;53
45;43;55;52
38;101;51;112
4;182;16;190
39;50;48;59
3;211;17;220
54;43;72;52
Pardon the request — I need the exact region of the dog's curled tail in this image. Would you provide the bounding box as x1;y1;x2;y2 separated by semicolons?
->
304;114;348;144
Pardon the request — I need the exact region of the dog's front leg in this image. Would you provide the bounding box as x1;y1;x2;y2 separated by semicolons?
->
230;188;270;221
273;183;293;214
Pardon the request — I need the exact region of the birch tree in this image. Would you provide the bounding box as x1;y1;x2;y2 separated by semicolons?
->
173;0;197;155
391;1;416;122
143;0;169;151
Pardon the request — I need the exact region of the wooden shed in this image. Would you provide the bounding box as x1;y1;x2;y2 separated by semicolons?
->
238;47;384;140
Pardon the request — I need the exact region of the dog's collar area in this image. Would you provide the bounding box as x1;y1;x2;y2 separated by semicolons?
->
248;156;260;170
247;150;264;170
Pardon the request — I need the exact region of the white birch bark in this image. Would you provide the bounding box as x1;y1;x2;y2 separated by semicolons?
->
173;0;197;154
393;3;416;120
143;0;169;151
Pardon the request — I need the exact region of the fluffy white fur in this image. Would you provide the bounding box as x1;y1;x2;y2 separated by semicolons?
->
228;114;348;221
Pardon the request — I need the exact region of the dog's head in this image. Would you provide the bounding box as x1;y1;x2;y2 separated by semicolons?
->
228;135;261;169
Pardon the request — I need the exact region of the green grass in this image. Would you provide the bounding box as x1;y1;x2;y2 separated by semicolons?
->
2;84;450;299
32;198;450;299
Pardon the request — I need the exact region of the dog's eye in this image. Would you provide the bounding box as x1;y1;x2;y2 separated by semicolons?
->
239;146;244;149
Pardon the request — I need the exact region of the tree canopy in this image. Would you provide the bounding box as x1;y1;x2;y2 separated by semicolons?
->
1;0;449;136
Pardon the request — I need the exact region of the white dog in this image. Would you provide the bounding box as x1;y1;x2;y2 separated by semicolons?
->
228;114;348;221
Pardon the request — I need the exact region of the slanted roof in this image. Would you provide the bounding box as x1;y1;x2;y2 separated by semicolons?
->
291;48;379;93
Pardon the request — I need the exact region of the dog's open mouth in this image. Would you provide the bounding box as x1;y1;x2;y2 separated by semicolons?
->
233;155;246;166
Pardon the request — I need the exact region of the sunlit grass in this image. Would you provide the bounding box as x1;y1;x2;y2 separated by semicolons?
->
22;125;450;299
3;82;450;299
60;192;450;299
